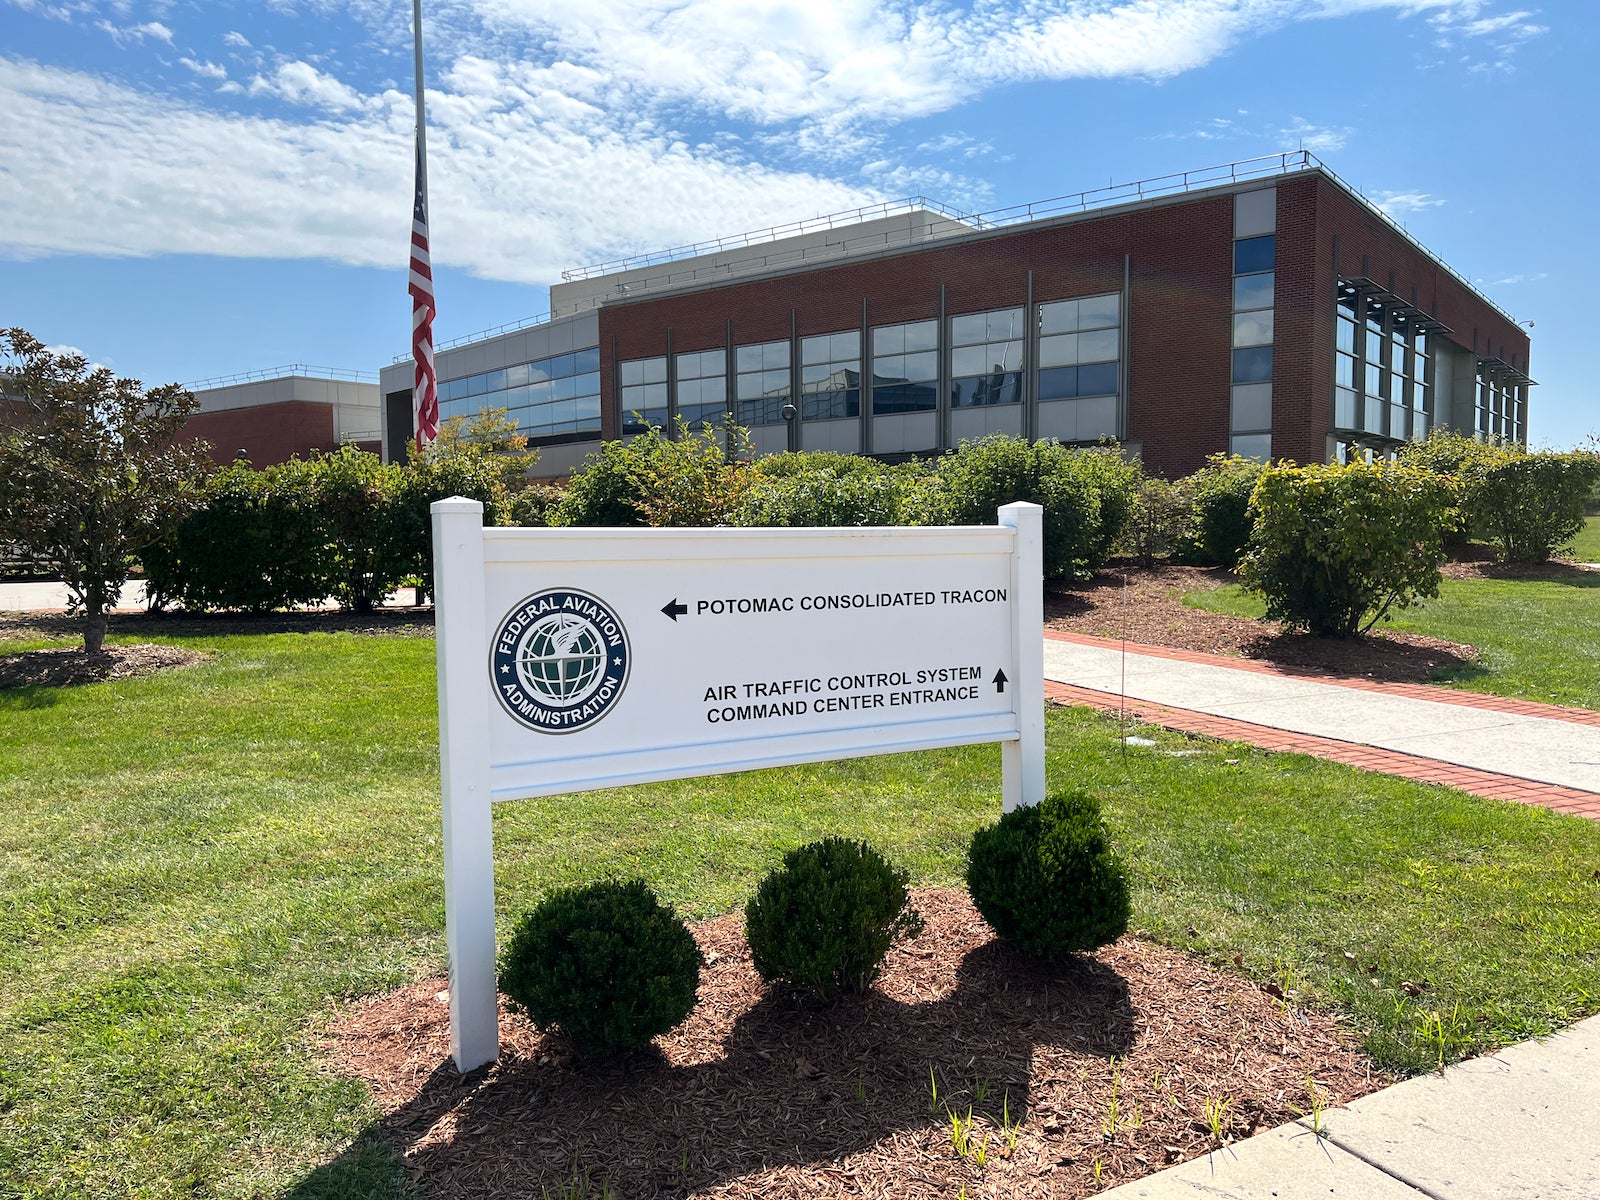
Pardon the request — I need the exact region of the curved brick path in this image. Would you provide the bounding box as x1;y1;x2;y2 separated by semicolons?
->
1044;629;1600;820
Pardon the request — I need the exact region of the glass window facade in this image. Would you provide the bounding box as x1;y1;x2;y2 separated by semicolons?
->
734;340;791;426
1476;371;1524;443
871;320;938;414
1333;291;1431;445
950;307;1023;408
437;346;601;440
675;347;726;428
1036;293;1120;421
620;355;667;435
800;330;861;421
1230;228;1273;459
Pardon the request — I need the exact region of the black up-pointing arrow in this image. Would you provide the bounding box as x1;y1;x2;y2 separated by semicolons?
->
993;669;1008;694
661;598;689;621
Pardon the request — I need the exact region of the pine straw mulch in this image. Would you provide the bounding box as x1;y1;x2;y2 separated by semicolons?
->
0;642;207;689
321;889;1383;1199
1044;564;1479;685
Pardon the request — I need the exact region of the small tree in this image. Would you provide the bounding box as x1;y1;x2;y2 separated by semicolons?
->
415;405;539;494
1239;461;1457;637
0;329;213;652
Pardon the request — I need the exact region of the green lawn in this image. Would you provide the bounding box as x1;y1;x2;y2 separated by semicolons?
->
3;626;1599;1197
1569;514;1600;563
1187;572;1600;710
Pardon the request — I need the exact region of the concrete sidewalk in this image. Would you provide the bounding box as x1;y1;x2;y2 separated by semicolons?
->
1043;637;1600;796
0;580;149;611
1101;1013;1600;1199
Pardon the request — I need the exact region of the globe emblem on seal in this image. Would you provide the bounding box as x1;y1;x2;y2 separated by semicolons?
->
491;590;629;733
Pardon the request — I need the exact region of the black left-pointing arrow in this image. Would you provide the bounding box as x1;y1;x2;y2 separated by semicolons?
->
661;598;689;621
992;668;1008;694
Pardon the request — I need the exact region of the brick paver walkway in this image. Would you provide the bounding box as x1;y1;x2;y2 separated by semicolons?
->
1044;632;1600;821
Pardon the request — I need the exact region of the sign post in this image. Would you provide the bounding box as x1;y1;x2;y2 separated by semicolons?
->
431;499;1045;1072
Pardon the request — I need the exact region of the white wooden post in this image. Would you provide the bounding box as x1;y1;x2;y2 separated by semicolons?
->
999;502;1046;811
431;498;500;1072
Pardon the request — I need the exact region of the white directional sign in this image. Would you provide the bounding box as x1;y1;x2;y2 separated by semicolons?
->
431;498;1044;1071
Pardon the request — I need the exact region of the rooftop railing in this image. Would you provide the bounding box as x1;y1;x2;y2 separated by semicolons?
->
186;364;377;389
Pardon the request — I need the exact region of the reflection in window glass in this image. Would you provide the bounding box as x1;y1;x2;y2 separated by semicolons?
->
1234;273;1274;311
735;340;791;426
872;319;939;414
1232;310;1274;348
439;345;604;439
621;355;668;434
675;347;727;428
1230;433;1271;462
951;307;1023;408
799;331;860;421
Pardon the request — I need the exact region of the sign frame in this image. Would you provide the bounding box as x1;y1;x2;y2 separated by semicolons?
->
431;497;1044;1071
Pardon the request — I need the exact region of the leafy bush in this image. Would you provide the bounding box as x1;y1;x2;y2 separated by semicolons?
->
499;879;701;1058
965;791;1132;960
628;419;754;527
1463;449;1600;563
506;483;565;528
1182;454;1265;566
935;436;1135;578
736;452;929;527
1238;461;1457;637
551;430;664;527
1118;473;1195;567
1397;430;1504;544
744;838;924;1001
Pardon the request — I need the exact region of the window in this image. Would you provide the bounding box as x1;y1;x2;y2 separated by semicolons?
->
1033;291;1119;422
1233;235;1275;275
734;340;790;426
871;320;938;414
1232;346;1273;384
620;356;667;435
438;345;603;439
800;330;860;421
675;347;726;428
951;307;1023;408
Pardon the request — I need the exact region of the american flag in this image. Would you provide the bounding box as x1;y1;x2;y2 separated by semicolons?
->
409;145;439;451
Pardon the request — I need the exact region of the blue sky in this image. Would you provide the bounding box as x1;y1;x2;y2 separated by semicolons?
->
2;0;1592;448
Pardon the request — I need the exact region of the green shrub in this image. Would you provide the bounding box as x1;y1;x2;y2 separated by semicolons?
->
1397;430;1504;544
744;838;924;1001
1464;449;1600;563
1239;461;1457;637
1118;473;1195;567
736;452;928;527
506;483;565;527
1182;454;1265;566
935;436;1134;578
965;791;1131;960
550;433;662;527
499;879;701;1058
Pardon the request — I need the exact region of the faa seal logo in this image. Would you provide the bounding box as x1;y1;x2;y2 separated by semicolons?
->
491;590;630;733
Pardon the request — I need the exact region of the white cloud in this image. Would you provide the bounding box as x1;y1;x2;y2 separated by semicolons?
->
94;18;171;44
1367;189;1446;216
1484;271;1548;286
1280;117;1350;153
0;56;879;284
222;31;251;47
179;57;227;81
249;60;373;112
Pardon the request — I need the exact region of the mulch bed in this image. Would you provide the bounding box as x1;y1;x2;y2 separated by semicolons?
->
0;642;207;689
1044;565;1479;685
321;889;1382;1199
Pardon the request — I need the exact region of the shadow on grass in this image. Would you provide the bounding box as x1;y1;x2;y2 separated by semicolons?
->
290;939;1134;1199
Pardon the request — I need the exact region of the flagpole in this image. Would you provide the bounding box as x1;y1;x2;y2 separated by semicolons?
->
409;0;439;454
413;0;428;208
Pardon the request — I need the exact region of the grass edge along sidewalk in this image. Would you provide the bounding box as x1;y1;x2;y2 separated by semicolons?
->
1;629;1599;1195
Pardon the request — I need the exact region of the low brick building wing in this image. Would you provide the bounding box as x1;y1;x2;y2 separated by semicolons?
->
378;153;1532;480
184;368;381;466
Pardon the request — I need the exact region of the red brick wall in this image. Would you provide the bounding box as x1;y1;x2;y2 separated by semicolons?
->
182;401;337;466
600;193;1240;473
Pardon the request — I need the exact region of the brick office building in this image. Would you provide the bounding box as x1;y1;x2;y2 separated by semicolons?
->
378;153;1533;480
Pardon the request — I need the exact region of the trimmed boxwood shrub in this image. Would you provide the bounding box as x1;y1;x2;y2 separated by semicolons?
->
1182;453;1265;567
966;791;1131;960
499;879;700;1058
744;837;924;1001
